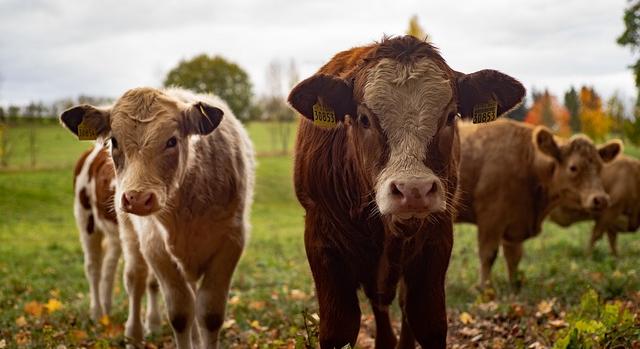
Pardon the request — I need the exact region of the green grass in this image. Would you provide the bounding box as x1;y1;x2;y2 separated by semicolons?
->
0;123;639;348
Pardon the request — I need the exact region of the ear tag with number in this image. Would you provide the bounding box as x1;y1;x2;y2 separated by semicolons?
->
77;120;98;140
312;102;337;128
472;100;498;124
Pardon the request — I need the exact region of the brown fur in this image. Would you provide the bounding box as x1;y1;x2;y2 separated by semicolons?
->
456;119;618;288
550;154;640;256
290;36;524;349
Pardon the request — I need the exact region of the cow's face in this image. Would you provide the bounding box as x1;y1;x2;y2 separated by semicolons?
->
60;88;223;216
289;36;525;221
534;128;621;212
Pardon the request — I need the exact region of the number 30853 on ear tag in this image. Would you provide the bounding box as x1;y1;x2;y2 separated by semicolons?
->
472;100;498;124
312;102;337;128
77;121;98;140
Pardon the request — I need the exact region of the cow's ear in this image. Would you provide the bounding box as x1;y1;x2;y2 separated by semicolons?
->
288;74;356;125
60;105;111;140
534;126;561;161
183;102;224;136
598;139;622;163
457;69;525;122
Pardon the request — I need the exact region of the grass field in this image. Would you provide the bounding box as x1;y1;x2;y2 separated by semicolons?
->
0;122;639;348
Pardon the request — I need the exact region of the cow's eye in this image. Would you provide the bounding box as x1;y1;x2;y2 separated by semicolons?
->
447;112;458;125
359;114;370;129
111;137;118;149
166;136;177;149
569;165;578;173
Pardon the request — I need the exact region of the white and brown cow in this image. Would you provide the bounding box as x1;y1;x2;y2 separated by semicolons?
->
72;144;161;331
61;87;255;349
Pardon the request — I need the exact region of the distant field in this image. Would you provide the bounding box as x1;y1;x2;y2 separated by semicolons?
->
0;122;639;348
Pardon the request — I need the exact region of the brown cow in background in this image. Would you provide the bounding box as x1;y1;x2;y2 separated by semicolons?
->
550;153;640;256
456;119;621;289
72;144;162;331
289;35;525;349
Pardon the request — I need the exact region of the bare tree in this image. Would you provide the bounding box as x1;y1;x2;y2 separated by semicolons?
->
264;59;297;154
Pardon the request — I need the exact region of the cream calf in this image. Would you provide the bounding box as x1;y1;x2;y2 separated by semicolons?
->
61;87;254;349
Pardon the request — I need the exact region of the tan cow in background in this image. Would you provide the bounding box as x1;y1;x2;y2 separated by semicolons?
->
550;153;640;256
61;87;255;349
456;119;621;289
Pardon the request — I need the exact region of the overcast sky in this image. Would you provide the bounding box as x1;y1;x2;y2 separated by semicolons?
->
0;0;637;108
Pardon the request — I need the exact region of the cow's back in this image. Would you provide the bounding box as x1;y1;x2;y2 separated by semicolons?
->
456;119;542;236
603;155;640;231
74;145;118;235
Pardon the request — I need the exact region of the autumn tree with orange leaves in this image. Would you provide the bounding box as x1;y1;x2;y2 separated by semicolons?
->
579;86;611;141
524;90;571;137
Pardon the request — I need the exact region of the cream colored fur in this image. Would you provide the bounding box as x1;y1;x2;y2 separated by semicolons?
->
363;58;453;217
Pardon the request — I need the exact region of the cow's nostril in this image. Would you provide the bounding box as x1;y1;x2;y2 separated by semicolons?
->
427;182;437;195
122;195;131;207
390;182;403;197
144;194;154;207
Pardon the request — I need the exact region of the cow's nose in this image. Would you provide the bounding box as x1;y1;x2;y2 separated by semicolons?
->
590;194;609;212
389;178;439;212
121;191;159;216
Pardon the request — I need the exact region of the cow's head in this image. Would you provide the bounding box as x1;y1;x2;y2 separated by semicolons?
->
60;87;223;216
289;36;525;220
533;127;621;212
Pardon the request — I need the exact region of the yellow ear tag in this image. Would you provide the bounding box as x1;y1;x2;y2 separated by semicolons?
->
77;120;98;141
472;100;498;124
312;102;337;128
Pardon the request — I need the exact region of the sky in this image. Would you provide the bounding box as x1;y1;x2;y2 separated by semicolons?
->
0;0;637;108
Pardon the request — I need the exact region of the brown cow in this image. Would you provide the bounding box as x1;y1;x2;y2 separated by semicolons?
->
288;35;525;349
61;87;255;349
72;144;161;330
456;119;621;288
550;153;640;256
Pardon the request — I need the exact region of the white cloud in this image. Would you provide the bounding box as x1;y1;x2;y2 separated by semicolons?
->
0;0;637;106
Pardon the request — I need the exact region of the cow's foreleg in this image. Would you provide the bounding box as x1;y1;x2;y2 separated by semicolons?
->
477;223;501;288
145;273;162;334
79;225;104;321
588;221;606;255
606;230;619;257
121;222;148;348
399;225;452;349
143;241;195;349
307;247;361;349
502;240;523;290
196;235;243;349
100;232;121;317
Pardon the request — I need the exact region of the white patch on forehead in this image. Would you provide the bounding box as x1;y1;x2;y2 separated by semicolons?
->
363;58;452;162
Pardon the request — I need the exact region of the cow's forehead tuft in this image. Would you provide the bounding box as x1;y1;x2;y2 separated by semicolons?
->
113;88;177;123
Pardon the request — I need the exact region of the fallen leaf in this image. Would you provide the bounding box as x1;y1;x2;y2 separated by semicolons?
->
290;289;307;300
228;295;241;305
99;314;110;326
45;298;63;313
0;339;5;349
24;301;43;317
549;319;568;328
459;327;481;337
459;312;474;324
537;299;554;315
15;331;30;346
15;316;27;327
250;320;262;330
70;330;87;342
222;319;236;330
249;301;266;310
